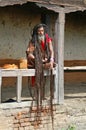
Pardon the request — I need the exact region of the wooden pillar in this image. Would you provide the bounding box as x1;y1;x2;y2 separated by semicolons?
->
55;11;65;104
0;69;2;103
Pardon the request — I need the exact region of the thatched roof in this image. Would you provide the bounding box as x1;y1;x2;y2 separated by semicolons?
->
0;0;86;13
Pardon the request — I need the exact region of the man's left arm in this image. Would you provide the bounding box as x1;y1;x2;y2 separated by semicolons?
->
48;40;54;68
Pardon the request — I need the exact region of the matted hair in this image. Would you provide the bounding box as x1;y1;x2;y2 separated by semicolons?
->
32;23;48;36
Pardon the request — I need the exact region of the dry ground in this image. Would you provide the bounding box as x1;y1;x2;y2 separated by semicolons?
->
1;72;86;130
57;71;86;130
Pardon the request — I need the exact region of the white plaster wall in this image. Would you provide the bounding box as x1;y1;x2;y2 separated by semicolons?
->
0;7;40;59
65;12;86;60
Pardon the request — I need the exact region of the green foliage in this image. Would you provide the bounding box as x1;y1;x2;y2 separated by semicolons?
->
67;125;76;130
61;125;76;130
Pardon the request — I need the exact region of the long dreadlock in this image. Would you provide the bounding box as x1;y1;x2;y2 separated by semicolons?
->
31;24;47;117
29;24;55;128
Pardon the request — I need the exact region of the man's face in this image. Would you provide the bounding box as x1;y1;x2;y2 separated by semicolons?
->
37;27;44;36
37;26;45;42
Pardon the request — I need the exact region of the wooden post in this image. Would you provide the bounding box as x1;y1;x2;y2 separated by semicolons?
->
58;11;65;104
55;11;65;104
17;70;22;103
54;64;58;102
0;69;2;103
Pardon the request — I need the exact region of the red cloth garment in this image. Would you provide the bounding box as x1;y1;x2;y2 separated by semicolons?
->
31;34;52;87
45;33;52;43
41;40;45;50
31;76;35;87
41;33;52;50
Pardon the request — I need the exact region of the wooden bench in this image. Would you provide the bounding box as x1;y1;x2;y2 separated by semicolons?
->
64;66;86;72
0;66;58;103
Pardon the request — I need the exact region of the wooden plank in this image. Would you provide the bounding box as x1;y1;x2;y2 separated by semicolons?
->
64;66;86;70
18;69;57;76
20;69;35;76
1;68;56;77
1;69;18;77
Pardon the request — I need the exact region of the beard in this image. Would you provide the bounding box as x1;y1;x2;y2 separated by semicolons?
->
38;34;45;43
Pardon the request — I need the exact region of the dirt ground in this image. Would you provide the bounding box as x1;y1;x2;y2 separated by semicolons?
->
1;71;86;130
55;71;86;130
53;83;86;130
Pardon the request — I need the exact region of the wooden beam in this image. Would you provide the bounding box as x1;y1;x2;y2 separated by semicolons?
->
37;3;86;13
0;0;85;13
0;0;48;7
0;0;86;8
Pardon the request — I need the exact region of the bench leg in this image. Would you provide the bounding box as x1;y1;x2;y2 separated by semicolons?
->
54;65;58;103
17;71;22;103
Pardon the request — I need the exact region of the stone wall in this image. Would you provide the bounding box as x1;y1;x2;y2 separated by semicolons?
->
0;6;40;59
65;11;86;60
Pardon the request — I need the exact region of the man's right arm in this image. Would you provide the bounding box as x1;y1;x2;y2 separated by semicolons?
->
26;42;35;59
